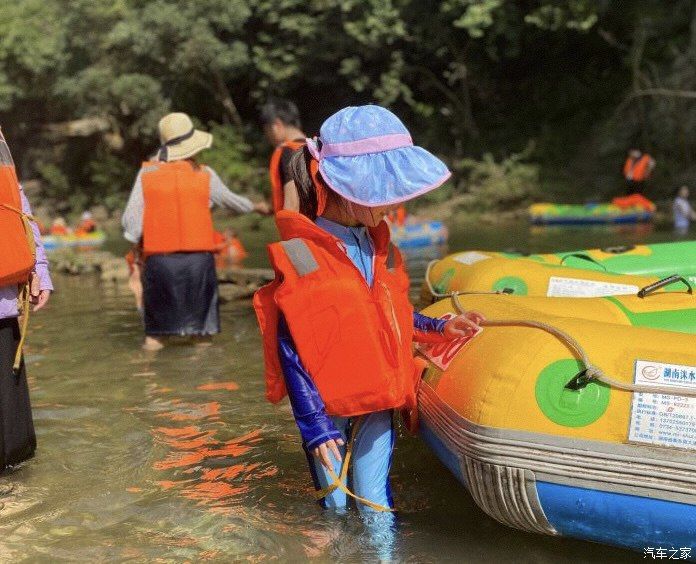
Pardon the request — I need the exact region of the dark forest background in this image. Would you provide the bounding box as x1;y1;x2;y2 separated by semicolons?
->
2;0;696;215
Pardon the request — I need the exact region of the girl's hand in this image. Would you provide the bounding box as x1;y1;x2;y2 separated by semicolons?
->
31;290;51;312
312;437;345;470
443;311;485;339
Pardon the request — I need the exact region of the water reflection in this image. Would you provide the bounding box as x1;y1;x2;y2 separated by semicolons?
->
0;219;669;560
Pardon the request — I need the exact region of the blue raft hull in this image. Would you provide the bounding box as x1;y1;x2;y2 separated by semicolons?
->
390;220;448;249
419;401;696;557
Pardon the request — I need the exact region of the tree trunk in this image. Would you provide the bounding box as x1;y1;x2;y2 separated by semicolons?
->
212;70;244;134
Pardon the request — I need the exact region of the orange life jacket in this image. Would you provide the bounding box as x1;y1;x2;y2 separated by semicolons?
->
213;231;248;269
254;210;419;417
49;224;69;236
611;193;656;211
141;160;216;254
0;137;35;287
75;218;97;236
269;140;305;213
623;154;652;182
388;206;407;226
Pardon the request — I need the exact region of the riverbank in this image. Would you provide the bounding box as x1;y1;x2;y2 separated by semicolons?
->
48;248;274;301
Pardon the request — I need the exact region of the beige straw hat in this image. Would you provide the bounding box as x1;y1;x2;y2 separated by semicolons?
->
157;112;213;162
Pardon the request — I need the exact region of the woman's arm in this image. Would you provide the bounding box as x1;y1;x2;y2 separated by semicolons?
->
277;314;342;450
122;171;144;244
206;167;266;214
20;186;53;310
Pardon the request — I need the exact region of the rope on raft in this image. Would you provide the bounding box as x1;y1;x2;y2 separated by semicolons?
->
422;261;696;397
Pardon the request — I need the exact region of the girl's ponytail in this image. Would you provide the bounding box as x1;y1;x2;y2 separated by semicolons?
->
289;145;330;219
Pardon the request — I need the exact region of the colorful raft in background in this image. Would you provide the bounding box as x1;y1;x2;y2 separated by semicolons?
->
42;230;106;251
417;294;696;555
529;201;655;225
423;240;696;301
390;220;447;249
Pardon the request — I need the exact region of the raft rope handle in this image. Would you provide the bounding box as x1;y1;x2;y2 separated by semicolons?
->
313;417;395;513
0;203;37;374
637;275;693;298
424;260;513;300
449;292;696;398
559;253;607;271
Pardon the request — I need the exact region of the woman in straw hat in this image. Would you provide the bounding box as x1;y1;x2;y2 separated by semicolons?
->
122;112;270;350
254;106;483;554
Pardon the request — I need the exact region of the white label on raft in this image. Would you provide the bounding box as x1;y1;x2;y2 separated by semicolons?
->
416;313;482;371
628;360;696;451
453;251;491;265
546;276;639;297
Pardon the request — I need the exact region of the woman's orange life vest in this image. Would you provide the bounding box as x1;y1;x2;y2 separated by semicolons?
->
269;140;305;213
254;210;421;417
141;160;216;255
623;154;652;182
0;139;35;287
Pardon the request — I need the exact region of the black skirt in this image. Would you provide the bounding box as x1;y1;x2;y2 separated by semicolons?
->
0;318;36;470
143;252;220;336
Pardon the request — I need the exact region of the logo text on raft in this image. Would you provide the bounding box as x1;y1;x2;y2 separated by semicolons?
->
641;365;660;380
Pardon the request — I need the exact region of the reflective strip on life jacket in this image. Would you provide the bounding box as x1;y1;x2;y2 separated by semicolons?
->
254;211;417;417
141;160;216;254
280;239;319;276
269;140;305;212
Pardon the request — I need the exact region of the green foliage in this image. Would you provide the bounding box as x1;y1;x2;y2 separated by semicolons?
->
1;0;695;213
454;143;540;211
199;124;266;197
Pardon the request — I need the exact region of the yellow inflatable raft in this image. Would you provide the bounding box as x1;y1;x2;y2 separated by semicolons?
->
423;254;690;302
417;295;696;554
439;292;696;334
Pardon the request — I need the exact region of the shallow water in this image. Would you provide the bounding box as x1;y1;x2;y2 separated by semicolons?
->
0;218;684;562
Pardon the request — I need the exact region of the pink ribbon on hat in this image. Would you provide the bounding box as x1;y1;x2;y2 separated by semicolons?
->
306;133;413;161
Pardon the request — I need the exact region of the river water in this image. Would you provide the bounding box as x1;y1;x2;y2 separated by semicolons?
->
0;218;681;562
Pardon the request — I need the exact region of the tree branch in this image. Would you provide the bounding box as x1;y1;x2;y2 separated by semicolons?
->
211;70;244;133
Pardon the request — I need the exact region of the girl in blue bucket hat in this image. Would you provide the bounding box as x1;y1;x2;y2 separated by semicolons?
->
254;105;483;527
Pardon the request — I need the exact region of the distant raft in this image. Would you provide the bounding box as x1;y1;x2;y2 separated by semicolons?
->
423;240;696;301
417;294;696;554
529;202;654;225
390;220;447;249
43;230;106;251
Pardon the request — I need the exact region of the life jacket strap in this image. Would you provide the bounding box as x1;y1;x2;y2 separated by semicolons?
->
312;417;395;513
386;243;397;271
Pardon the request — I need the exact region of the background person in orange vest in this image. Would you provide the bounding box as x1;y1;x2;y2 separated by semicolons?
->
261;99;306;213
622;148;656;194
74;211;97;235
122;112;270;351
254;106;483;554
49;217;70;236
0;127;52;470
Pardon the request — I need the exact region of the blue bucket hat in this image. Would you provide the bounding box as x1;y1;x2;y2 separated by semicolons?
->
306;105;451;207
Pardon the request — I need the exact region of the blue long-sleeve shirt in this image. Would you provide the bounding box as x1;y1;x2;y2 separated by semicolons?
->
279;217;447;449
